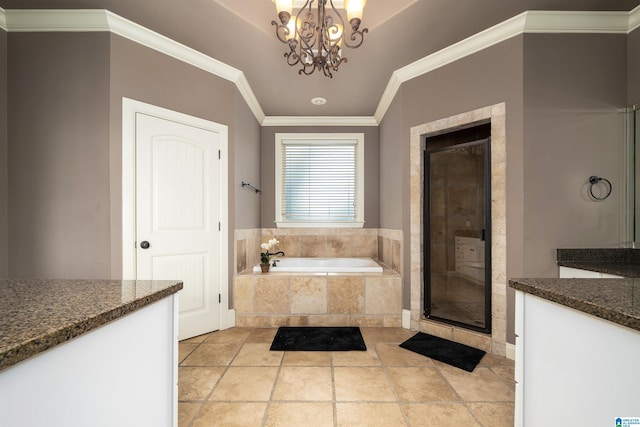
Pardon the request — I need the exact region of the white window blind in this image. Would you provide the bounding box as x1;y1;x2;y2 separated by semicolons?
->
275;133;364;228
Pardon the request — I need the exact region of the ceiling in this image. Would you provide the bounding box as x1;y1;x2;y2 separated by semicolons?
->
1;0;639;117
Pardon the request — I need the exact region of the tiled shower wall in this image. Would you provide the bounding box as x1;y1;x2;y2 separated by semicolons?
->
234;228;403;274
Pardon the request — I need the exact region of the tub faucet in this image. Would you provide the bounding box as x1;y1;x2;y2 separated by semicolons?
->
269;251;285;267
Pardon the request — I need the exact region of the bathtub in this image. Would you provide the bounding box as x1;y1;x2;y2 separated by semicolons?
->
252;257;383;273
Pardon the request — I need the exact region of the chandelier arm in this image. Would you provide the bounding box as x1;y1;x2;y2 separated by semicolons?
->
342;27;367;49
272;0;367;77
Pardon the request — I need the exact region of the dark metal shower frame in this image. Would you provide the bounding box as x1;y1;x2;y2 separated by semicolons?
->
423;135;492;334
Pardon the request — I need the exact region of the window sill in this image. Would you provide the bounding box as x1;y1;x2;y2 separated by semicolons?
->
275;221;365;229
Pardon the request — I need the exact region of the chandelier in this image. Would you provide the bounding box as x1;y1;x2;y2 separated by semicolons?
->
271;0;368;78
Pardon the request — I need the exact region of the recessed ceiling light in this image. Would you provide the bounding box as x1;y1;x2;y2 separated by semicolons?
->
311;97;327;105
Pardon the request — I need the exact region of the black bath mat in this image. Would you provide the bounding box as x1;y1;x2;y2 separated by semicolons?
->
270;327;367;351
399;332;485;372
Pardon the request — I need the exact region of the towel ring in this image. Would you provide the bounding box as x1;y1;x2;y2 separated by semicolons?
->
588;176;612;201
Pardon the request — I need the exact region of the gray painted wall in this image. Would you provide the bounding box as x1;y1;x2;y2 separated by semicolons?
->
630;28;640;105
8;33;111;279
522;34;627;277
380;32;629;344
378;91;404;230
260;126;380;229
0;29;7;279
381;37;525;326
6;32;261;307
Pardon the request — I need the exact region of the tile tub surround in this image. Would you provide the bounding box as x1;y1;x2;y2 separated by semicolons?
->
0;279;183;371
235;228;403;275
557;248;640;278
509;277;640;332
410;103;508;355
234;271;403;327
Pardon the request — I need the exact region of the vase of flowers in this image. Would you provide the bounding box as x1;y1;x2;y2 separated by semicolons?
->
260;238;280;273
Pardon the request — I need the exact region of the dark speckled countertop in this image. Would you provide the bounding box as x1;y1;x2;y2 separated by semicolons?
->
509;278;640;332
0;279;183;372
557;248;640;277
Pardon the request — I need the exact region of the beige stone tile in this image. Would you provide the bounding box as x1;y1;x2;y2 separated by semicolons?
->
236;239;247;273
290;276;327;314
265;402;334;427
361;327;415;344
349;315;385;327
272;315;310;326
391;240;402;273
328;277;364;314
467;402;515;427
254;276;290;314
490;366;515;389
181;343;241;366
331;348;381;366
386;367;459;402
451;328;491;352
336;402;406;427
327;235;352;257
353;234;377;258
231;343;284;366
375;343;435;367
180;332;213;344
365;276;402;314
334;367;396;401
204;327;251;344
383;315;403;328
477;352;514;367
192;402;267;427
272;367;333;401
233;276;253;314
178;402;201;427
245;327;278;343
299;235;327;257
438;366;514;402
282;351;331;366
178;342;198;364
270;235;300;258
178;367;225;401
403;403;480;427
210;367;279;401
308;314;349;326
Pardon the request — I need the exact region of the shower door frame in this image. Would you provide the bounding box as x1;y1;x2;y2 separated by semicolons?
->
423;137;492;334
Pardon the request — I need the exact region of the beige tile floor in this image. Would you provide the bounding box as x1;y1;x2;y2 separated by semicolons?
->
178;327;514;427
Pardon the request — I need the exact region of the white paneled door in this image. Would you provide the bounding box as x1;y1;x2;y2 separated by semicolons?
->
136;113;220;340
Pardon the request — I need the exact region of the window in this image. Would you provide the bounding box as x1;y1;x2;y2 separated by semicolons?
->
275;133;364;228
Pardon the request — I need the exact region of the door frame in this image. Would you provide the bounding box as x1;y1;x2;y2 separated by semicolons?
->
121;97;233;329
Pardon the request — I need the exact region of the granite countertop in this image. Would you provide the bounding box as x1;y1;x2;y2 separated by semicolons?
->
509;277;640;332
557;248;640;277
0;279;183;372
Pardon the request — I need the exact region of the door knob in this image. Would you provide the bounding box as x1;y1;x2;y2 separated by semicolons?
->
140;241;150;249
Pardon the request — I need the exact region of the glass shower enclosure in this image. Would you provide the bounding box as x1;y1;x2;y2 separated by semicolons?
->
423;124;492;333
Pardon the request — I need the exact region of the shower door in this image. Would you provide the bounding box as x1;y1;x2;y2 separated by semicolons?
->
424;136;491;333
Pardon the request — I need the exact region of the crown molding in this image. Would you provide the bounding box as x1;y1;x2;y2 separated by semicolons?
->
262;116;378;127
1;7;638;126
1;9;266;123
524;10;630;33
375;9;638;122
629;5;640;33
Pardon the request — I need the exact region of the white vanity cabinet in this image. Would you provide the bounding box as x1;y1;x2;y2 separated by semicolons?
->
514;289;640;426
0;280;181;427
558;266;623;279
